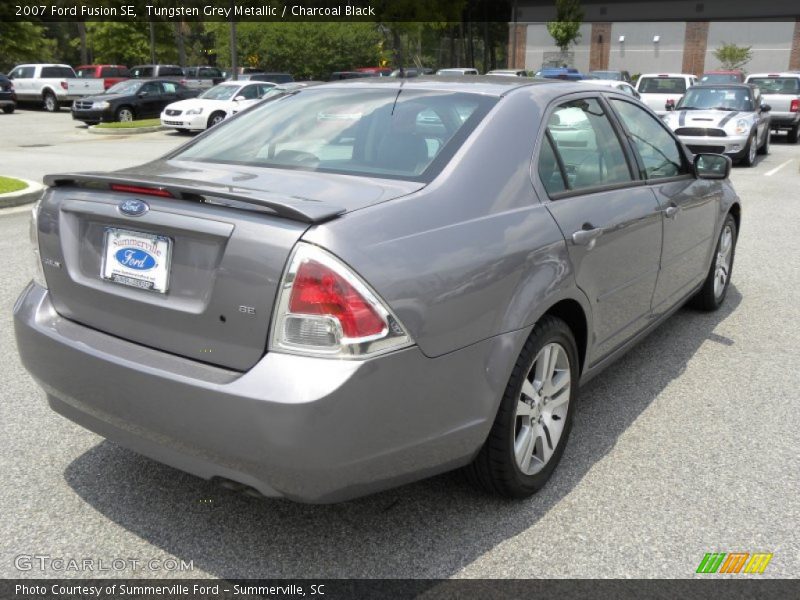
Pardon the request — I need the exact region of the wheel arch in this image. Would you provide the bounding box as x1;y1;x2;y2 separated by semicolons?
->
728;202;741;233
541;299;589;375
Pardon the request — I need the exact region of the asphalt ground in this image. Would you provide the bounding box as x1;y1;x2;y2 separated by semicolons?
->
1;108;798;579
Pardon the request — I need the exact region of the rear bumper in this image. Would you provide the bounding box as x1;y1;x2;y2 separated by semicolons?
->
14;283;518;503
768;113;800;129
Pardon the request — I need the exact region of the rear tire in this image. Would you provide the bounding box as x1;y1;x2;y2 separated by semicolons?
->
43;92;58;112
2;105;14;114
690;214;737;311
464;315;579;498
788;124;799;144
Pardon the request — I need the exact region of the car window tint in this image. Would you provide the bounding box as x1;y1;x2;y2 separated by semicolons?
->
545;98;632;192
610;98;686;179
175;89;495;181
162;82;177;94
238;84;260;100
142;82;161;95
159;67;183;77
42;67;75;78
638;77;687;94
200;68;222;78
538;135;567;194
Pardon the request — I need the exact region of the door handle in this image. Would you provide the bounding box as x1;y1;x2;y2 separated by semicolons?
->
664;205;679;219
572;226;603;248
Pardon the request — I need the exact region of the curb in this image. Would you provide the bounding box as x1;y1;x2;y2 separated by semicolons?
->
0;178;45;209
88;124;167;135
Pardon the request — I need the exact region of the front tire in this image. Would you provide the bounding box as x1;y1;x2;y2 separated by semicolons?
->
757;129;770;155
690;214;737;311
43;92;58;112
2;105;14;114
116;106;134;122
207;111;226;128
739;132;757;167
465;315;579;498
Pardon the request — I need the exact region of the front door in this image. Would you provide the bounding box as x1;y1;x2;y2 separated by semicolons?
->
608;97;720;314
537;96;664;364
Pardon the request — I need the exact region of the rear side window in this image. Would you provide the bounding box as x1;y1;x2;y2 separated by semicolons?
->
543;98;633;193
131;67;153;78
200;67;222;78
41;66;75;78
538;135;567;194
162;82;178;94
237;84;261;100
638;77;687;94
76;67;97;78
610;99;687;179
159;67;183;77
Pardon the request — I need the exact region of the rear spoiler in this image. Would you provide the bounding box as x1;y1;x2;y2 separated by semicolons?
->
42;172;346;224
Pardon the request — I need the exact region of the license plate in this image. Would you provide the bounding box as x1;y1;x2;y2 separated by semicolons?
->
102;228;172;293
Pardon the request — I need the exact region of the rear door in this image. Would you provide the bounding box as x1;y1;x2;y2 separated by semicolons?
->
536;95;663;364
608;97;719;314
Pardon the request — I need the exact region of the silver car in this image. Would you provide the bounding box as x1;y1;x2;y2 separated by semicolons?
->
662;83;771;167
15;78;741;503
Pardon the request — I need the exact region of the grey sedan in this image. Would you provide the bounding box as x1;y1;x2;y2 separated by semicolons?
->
15;78;740;503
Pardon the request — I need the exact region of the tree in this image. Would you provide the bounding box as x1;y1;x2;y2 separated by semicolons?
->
713;42;752;71
0;22;57;71
546;0;584;54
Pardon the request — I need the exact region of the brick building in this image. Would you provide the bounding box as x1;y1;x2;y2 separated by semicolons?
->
509;0;800;74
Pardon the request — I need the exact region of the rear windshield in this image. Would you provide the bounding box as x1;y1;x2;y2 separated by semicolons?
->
41;66;76;79
700;73;740;84
638;77;687;94
173;88;496;182
748;77;800;94
678;87;753;111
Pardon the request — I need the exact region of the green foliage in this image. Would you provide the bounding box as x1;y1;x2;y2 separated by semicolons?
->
546;0;584;53
0;22;57;71
82;22;182;66
713;42;752;71
210;22;382;79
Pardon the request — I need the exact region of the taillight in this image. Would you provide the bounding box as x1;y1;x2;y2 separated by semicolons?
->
791;99;799;112
60;81;68;90
271;243;412;358
110;183;174;198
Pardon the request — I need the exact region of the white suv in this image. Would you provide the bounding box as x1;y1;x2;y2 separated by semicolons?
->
7;63;77;112
636;73;698;115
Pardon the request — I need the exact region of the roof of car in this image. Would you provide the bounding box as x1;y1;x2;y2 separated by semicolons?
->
639;73;696;78
319;75;558;96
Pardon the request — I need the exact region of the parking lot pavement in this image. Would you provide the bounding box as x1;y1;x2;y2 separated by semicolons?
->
0;108;189;183
0;113;798;579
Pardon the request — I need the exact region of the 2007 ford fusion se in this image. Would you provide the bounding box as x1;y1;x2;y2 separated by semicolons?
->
14;78;740;502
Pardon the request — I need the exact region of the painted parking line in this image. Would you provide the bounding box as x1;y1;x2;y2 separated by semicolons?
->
764;159;794;177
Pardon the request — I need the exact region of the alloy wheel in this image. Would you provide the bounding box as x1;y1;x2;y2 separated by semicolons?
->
513;342;571;475
714;224;734;299
118;108;133;122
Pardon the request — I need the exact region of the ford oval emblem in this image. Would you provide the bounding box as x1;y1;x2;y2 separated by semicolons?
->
114;248;156;271
119;199;149;217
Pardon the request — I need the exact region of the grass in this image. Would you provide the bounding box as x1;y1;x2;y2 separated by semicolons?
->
95;119;162;129
0;176;28;194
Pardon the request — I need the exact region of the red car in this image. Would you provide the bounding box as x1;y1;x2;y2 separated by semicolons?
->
355;67;392;77
700;70;745;84
75;65;130;90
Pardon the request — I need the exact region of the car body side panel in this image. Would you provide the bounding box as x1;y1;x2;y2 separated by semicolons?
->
303;89;582;359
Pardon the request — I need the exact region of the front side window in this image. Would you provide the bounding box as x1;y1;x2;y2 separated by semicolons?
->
543;98;633;193
106;80;141;95
610;99;686;180
173;88;496;181
141;82;161;96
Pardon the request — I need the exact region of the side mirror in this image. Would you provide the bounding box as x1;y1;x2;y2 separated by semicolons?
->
694;153;731;180
234;95;246;102
760;103;771;112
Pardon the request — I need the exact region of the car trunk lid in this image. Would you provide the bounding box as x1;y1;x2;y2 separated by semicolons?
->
38;165;423;371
